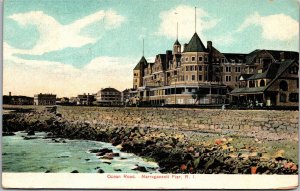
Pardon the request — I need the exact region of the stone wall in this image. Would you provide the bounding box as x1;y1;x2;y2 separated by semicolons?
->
57;106;298;139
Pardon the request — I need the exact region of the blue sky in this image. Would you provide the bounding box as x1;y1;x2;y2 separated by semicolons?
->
3;0;299;97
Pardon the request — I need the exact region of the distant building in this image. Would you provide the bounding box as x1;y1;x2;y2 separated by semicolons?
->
3;92;34;105
96;87;121;106
55;97;70;105
61;97;70;104
121;89;131;104
34;93;56;105
69;97;79;105
56;98;62;105
76;93;95;105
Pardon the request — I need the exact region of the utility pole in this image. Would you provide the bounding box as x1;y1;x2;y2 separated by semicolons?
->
195;7;197;33
143;38;144;57
177;22;178;40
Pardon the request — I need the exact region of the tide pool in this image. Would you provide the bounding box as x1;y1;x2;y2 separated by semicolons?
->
2;131;159;173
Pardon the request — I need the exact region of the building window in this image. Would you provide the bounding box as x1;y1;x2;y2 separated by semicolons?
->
204;57;208;62
289;93;299;102
235;76;238;82
235;67;241;72
204;75;208;81
190;66;194;71
280;93;287;102
192;75;195;81
221;58;225;63
186;66;189;71
198;57;202;61
225;66;231;72
199;65;202;71
185;57;189;62
191;56;195;61
279;80;288;91
205;66;208;71
289;66;299;74
199;75;202;81
225;76;231;82
260;80;265;87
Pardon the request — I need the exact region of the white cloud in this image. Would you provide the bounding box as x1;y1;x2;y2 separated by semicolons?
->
213;33;235;47
237;12;299;41
7;9;125;55
156;5;219;40
3;8;132;97
146;56;156;63
3;54;135;97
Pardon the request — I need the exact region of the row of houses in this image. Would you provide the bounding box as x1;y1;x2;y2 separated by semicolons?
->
68;88;131;106
3;88;132;106
131;32;299;108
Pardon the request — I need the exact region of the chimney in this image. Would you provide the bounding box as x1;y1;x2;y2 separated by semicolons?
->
166;50;172;60
166;50;172;56
280;52;285;61
183;43;188;52
207;41;212;52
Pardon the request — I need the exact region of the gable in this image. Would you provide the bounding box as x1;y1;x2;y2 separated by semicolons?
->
281;62;299;78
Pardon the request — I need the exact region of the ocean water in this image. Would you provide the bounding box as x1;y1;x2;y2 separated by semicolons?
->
2;131;159;173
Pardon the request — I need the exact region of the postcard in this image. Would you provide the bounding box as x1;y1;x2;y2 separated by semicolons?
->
2;0;299;189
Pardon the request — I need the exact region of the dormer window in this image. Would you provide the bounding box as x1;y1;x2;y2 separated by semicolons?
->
198;57;203;61
289;66;299;74
191;56;195;61
185;57;189;62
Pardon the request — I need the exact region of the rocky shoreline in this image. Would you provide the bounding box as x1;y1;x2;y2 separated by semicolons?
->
3;106;298;174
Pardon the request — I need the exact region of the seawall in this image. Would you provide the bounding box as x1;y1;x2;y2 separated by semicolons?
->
58;106;298;140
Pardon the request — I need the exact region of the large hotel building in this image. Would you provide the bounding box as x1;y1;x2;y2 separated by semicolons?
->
131;31;299;108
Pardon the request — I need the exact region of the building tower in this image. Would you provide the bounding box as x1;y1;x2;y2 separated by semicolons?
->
173;22;181;54
133;39;148;89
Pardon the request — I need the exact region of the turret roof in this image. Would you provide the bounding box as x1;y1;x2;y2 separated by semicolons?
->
183;32;206;52
133;56;148;70
174;39;181;46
